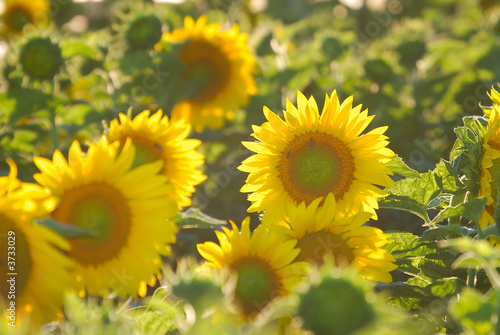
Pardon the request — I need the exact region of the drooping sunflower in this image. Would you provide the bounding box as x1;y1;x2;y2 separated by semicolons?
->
33;139;179;298
239;90;395;223
3;0;50;35
0;159;73;328
197;217;307;316
161;15;257;132
106;109;206;208
283;194;397;283
478;103;500;231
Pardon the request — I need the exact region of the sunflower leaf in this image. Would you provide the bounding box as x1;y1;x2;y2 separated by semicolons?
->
429;197;487;226
34;218;97;238
385;155;423;180
61;41;97;58
379;173;441;223
449;288;497;335
175;208;227;228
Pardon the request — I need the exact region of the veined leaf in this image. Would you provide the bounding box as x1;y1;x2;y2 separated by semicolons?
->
429;197;487;225
385;155;423;180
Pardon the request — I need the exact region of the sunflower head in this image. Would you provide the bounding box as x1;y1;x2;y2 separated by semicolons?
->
197;217;307;317
239;90;394;223
0;159;73;328
106;109;206;208
280;194;397;283
479;102;500;230
33;138;178;298
160;15;257;132
125;14;163;51
20;37;63;81
3;0;50;35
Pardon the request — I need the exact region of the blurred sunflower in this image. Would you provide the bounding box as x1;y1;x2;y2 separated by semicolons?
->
161;15;257;132
490;86;500;106
3;0;50;35
478;102;500;233
197;217;306;316
33;139;178;298
284;194;397;283
239;90;394;223
106;109;206;208
0;159;73;328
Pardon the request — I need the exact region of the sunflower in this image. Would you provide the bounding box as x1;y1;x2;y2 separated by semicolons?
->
490;86;500;107
282;194;397;283
161;15;257;132
33;139;179;298
239;90;395;223
3;0;50;35
197;217;306;316
478;103;500;231
0;159;73;328
106;109;206;208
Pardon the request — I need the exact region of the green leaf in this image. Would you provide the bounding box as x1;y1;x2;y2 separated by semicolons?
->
62;41;97;58
379;172;441;222
420;224;473;241
175;208;226;228
0;88;51;125
384;231;437;259
429;197;487;225
385;155;423;179
449;288;496;335
34;218;96;238
433;159;461;194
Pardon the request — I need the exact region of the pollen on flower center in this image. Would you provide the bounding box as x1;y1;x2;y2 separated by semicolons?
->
179;40;231;103
0;217;32;300
278;132;355;204
295;230;355;266
233;258;280;315
52;183;131;266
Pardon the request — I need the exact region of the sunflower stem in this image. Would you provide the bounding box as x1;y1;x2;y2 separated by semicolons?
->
448;192;467;226
466;267;477;288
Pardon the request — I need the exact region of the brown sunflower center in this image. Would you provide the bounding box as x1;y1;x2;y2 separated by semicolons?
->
179;40;231;103
233;257;280;315
52;182;131;266
278;132;355;204
295;230;354;266
0;215;32;301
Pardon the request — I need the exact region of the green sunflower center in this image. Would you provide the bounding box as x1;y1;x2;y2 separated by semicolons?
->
233;258;279;315
295;230;355;266
0;216;32;301
127;135;164;170
52;182;131;266
6;6;33;33
279;132;355;205
179;40;231;103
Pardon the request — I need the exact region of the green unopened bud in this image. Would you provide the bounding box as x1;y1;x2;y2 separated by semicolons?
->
20;37;63;81
364;58;393;84
126;15;163;50
321;37;346;61
298;276;375;335
396;40;426;68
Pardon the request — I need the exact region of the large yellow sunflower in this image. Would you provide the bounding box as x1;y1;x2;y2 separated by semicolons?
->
106;109;206;208
161;15;257;132
197;217;307;316
3;0;50;35
33;139;179;298
239;90;395;223
0;159;73;329
478;102;500;230
282;194;397;283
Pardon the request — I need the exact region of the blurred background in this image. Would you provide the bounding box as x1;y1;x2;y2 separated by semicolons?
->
1;0;499;240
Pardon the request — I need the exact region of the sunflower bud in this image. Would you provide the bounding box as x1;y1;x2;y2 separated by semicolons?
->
20;37;63;81
125;15;163;51
298;275;375;335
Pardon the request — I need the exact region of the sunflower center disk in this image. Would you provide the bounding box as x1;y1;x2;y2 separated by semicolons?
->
233;258;279;315
52;183;131;266
0;216;32;300
128;136;164;169
279;133;355;204
295;230;355;266
179;40;230;103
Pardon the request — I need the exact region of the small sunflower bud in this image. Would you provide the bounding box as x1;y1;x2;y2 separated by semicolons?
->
20;37;63;81
126;15;163;50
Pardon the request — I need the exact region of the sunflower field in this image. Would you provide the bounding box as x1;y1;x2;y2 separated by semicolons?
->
1;0;500;334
